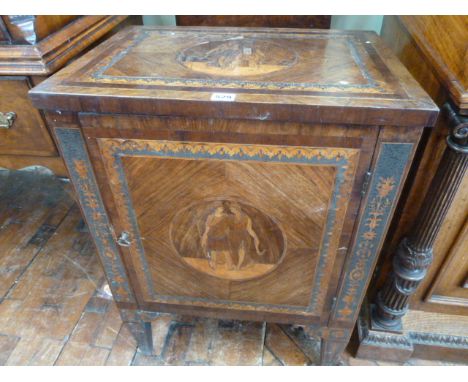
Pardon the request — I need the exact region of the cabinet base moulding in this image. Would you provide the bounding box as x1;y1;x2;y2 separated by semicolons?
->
356;302;468;363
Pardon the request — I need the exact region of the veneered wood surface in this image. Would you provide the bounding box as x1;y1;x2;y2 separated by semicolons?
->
426;217;468;307
33;25;434;363
175;16;331;29
1;16;78;44
0;16;128;75
112;144;339;308
29;26;437;127
0;77;56;156
398;16;468;114
329;125;423;327
379;16;448;107
78;113;379;326
0;170;462;366
0;18;11;44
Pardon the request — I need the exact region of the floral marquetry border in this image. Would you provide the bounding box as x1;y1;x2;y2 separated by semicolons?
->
97;138;360;315
55;128;136;304
101;138;356;162
332;142;414;322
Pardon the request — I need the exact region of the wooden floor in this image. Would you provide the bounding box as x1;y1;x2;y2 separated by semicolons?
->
0;169;464;366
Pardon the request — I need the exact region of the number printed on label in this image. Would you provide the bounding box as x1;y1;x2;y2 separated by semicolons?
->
210;93;236;102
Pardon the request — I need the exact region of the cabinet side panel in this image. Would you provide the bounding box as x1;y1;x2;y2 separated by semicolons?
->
331;125;423;329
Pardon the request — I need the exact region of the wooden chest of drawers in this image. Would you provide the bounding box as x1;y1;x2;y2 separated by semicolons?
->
0;16;129;176
29;26;438;364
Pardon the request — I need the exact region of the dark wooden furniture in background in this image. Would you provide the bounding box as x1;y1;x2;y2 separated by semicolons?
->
29;26;437;365
0;16;129;176
356;15;468;363
176;16;331;29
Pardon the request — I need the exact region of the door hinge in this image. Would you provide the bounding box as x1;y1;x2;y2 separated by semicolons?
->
361;171;372;196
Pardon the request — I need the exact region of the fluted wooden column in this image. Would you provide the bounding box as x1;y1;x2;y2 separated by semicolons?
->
373;103;468;330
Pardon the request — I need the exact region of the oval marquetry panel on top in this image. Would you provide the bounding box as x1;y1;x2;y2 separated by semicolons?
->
177;38;298;77
30;27;438;128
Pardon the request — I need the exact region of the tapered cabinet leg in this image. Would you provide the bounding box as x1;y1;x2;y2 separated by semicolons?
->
126;320;153;355
320;338;347;365
320;328;351;365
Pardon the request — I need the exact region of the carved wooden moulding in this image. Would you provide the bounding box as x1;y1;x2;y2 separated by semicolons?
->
29;26;438;364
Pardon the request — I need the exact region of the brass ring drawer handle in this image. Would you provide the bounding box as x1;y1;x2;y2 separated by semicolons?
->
0;112;16;129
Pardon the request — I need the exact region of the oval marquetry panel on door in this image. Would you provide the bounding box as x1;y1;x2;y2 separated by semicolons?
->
171;198;286;281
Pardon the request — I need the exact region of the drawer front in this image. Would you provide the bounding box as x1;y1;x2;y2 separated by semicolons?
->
0;78;56;156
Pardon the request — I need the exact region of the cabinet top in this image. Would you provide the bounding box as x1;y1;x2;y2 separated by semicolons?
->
29;26;438;127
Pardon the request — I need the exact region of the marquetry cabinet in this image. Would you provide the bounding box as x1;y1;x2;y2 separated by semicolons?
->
354;16;468;363
0;15;129;176
29;26;437;364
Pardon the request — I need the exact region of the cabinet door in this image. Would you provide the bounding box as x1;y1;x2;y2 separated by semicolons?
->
81;116;382;324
